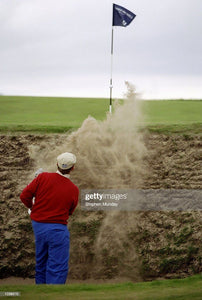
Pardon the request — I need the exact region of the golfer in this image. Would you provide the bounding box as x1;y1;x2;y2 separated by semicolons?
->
20;152;79;284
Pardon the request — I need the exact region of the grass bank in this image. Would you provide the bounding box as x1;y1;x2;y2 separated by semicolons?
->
0;275;201;300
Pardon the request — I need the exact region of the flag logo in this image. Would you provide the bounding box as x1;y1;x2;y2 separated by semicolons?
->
113;3;136;27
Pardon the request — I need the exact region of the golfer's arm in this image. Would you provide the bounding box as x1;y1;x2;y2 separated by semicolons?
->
20;178;38;208
69;189;79;215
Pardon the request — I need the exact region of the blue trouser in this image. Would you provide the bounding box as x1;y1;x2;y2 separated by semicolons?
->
32;220;70;284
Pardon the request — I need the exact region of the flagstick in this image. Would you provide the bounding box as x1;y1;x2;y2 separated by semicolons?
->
109;26;114;114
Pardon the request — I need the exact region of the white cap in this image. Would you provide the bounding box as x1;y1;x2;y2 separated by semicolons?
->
57;152;76;170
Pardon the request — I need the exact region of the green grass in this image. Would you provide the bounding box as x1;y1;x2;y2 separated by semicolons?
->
0;96;108;132
0;96;201;133
0;275;201;300
142;100;202;124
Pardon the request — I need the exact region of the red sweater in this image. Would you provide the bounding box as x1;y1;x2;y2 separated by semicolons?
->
20;172;79;225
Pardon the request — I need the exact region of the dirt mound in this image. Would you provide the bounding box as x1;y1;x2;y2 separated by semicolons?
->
0;133;201;281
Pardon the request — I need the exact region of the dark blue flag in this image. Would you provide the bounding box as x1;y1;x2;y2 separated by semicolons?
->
113;3;136;27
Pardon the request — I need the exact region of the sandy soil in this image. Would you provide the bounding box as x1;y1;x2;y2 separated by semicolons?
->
0;133;201;284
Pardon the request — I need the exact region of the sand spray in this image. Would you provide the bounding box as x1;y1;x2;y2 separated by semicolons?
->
28;82;148;279
29;82;147;189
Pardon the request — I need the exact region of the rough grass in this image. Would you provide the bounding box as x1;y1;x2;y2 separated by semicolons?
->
0;275;201;300
0;96;201;133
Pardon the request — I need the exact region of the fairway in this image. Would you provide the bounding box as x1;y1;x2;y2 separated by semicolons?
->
0;275;201;300
0;96;201;133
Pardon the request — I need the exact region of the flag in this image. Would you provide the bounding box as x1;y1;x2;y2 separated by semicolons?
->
113;3;136;27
